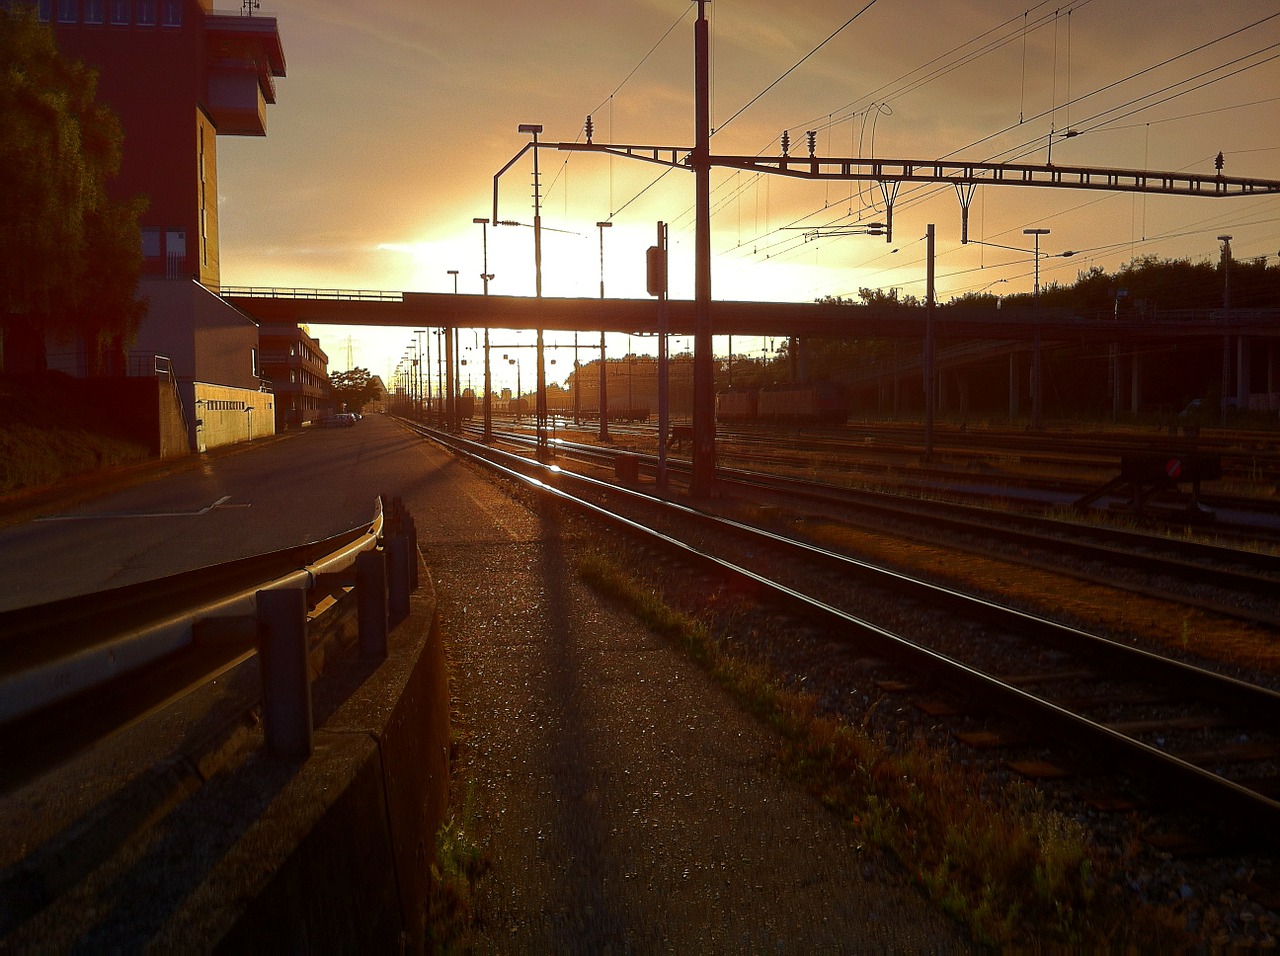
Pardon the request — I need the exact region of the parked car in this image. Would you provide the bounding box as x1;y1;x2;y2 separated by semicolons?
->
1178;397;1238;419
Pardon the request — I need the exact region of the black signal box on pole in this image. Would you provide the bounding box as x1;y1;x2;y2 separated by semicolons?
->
646;246;667;298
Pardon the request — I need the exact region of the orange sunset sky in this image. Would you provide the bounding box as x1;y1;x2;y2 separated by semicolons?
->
213;1;1280;385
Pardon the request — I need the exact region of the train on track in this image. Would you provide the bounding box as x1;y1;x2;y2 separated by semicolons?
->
716;382;850;424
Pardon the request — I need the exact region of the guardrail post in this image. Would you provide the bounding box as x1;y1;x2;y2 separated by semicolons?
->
257;588;313;760
387;534;411;623
406;515;419;592
356;549;388;660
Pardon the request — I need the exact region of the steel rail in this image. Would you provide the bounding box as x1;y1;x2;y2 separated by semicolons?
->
0;503;384;727
467;421;1280;586
407;420;1280;845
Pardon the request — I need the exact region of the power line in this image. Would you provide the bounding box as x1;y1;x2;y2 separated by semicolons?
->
713;0;882;137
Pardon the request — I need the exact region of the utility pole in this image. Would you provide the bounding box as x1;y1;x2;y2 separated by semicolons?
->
520;123;550;461
691;0;714;497
924;224;935;461
473;217;494;440
1025;228;1049;430
596;221;612;441
649;222;670;492
1219;234;1233;425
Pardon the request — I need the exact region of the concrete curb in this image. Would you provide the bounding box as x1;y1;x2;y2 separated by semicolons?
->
154;562;449;950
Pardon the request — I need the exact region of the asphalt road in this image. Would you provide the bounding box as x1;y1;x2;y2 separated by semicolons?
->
0;415;423;612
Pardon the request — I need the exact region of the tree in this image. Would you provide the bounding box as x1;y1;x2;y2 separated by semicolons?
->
0;7;145;374
328;368;379;413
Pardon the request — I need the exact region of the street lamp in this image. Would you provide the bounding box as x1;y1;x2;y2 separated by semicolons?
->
406;341;417;415
473;217;494;440
596;220;612;441
414;329;426;422
494;123;550;459
1024;227;1050;430
446;270;460;431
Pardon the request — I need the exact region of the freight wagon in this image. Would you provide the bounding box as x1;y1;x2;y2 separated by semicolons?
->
717;382;849;424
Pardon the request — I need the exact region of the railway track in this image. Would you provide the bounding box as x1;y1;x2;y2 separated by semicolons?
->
480;413;1280;526
459;421;1280;630
408;419;1280;851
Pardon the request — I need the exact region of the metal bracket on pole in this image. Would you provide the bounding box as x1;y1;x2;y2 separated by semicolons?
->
878;180;900;243
954;182;977;244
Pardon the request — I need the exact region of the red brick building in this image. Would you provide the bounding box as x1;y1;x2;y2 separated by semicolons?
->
260;322;329;429
26;0;290;451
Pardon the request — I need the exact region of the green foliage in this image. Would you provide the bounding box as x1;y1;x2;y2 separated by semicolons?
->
0;7;145;372
425;782;490;952
328;367;379;412
0;373;150;493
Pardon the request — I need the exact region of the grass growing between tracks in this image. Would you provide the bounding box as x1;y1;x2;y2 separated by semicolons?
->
796;515;1280;676
577;552;1188;949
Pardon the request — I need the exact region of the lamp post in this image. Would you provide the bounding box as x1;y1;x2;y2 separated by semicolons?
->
406;340;418;416
473;217;494;440
435;330;444;427
1024;227;1050;430
596;220;612;441
414;329;426;422
404;348;413;417
446;270;459;431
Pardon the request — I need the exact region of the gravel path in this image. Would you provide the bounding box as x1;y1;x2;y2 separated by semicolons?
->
407;452;970;952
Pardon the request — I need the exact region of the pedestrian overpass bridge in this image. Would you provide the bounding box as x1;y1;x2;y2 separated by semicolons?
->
222;287;1280;344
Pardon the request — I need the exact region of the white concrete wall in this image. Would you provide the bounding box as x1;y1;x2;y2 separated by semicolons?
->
192;382;275;452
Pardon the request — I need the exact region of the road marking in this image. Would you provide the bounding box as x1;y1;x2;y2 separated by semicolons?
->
37;495;241;521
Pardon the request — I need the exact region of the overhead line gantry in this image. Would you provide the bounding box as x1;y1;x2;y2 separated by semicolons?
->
548;0;1280;496
556;147;1280;245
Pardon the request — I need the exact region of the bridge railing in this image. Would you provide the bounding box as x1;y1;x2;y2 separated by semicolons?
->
220;286;404;303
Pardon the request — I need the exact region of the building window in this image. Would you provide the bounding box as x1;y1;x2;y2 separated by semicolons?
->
83;0;102;22
160;0;178;25
57;0;76;23
165;229;186;277
141;227;161;258
252;348;259;378
136;0;153;24
109;0;128;24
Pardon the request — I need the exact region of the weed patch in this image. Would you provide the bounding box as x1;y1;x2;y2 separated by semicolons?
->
424;781;491;952
577;552;1188;948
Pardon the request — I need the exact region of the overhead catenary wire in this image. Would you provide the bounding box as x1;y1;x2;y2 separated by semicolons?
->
551;2;1276;305
723;21;1280;281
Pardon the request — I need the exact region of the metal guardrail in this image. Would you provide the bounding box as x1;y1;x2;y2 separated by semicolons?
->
220;286;405;303
0;499;416;742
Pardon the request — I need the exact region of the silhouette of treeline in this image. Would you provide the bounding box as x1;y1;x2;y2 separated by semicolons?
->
723;257;1280;418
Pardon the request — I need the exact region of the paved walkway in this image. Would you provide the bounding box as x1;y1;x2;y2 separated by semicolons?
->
404;441;971;952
